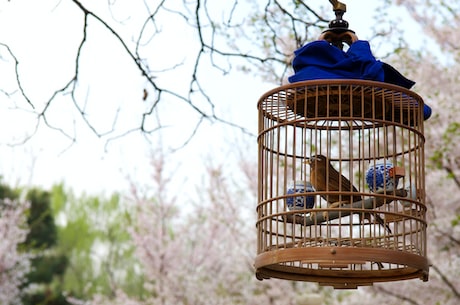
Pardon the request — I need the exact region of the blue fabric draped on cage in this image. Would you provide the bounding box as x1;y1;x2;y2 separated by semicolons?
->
288;40;432;120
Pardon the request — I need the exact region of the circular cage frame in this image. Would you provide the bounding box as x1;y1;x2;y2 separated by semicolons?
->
255;80;429;289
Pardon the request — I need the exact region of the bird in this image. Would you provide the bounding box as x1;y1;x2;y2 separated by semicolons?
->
306;154;391;233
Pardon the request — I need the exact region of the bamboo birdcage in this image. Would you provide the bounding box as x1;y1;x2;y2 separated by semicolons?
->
255;79;429;288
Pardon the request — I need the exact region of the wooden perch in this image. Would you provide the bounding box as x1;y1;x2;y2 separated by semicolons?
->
283;189;407;226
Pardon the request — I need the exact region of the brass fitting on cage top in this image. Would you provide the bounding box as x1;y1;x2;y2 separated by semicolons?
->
328;0;348;30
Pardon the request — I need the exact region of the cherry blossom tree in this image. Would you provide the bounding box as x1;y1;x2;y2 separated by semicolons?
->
85;1;460;301
0;199;30;305
77;146;335;305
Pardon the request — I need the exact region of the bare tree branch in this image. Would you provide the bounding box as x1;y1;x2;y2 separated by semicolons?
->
431;263;460;300
374;286;420;305
0;42;34;109
1;0;326;147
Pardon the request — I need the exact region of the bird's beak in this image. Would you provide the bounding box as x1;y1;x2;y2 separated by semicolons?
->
304;157;312;164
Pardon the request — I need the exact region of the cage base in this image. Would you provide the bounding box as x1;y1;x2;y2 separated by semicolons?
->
255;247;429;289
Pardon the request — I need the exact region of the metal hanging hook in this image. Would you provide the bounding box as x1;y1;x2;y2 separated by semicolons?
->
320;0;357;49
327;0;349;30
329;0;346;13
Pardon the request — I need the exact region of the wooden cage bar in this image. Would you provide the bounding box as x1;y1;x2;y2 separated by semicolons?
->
255;79;429;289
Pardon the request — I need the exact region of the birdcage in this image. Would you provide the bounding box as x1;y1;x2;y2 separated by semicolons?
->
255;79;429;288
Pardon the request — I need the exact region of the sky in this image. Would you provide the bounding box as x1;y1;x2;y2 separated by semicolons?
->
0;0;265;196
0;0;427;197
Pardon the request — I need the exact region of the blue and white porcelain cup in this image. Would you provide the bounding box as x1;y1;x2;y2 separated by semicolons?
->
366;162;401;193
286;181;315;210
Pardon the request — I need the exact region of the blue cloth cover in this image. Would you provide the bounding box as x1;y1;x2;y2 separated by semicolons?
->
288;40;431;120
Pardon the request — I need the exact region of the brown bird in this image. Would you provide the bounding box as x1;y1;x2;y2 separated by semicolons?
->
307;154;391;233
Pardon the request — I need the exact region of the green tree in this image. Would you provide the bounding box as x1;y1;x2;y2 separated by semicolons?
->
0;180;20;199
49;184;143;300
21;188;70;305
